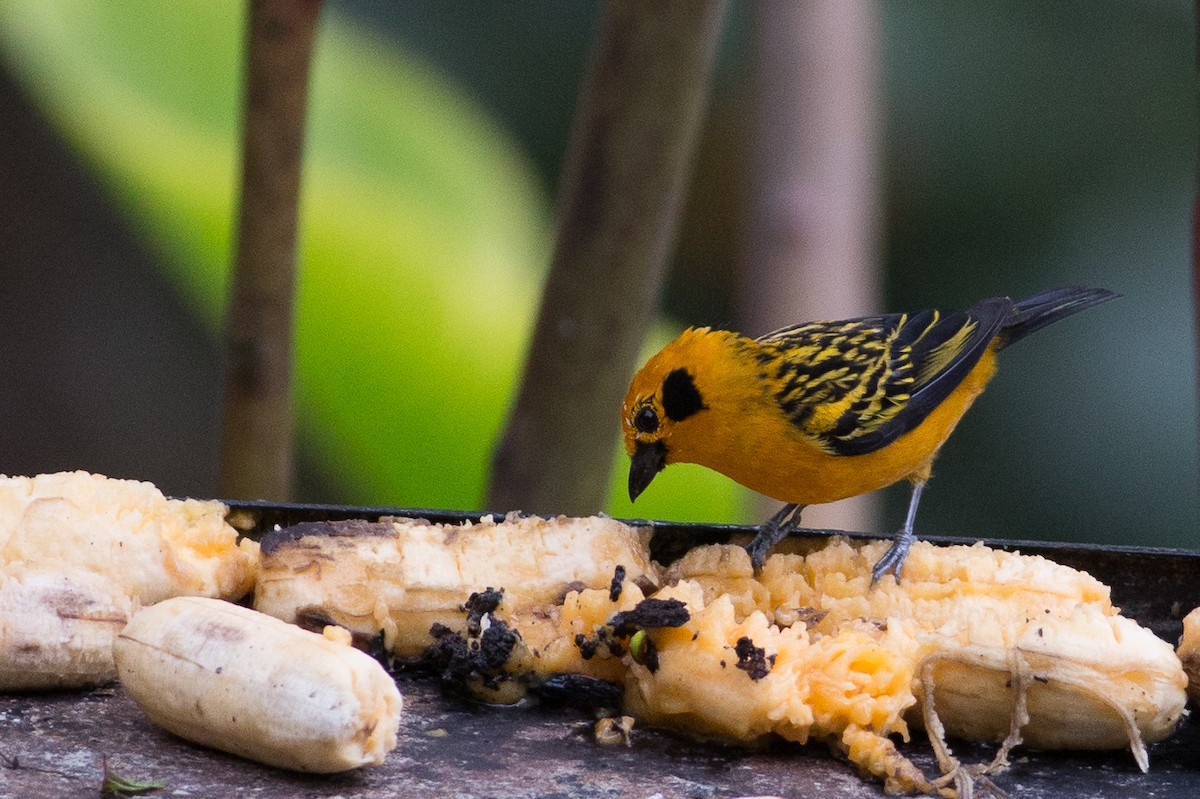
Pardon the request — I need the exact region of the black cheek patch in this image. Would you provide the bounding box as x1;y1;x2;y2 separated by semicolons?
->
661;368;706;422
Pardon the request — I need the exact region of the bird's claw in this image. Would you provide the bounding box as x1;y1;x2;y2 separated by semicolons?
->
747;524;783;572
747;503;803;572
871;529;914;585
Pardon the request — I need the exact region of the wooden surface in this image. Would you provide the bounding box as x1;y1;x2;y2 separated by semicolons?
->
3;677;1198;799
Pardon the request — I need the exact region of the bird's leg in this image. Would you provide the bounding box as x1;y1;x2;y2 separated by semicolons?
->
871;481;926;584
748;503;805;571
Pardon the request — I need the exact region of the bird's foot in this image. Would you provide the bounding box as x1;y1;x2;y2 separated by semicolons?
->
747;523;787;572
871;528;915;585
747;503;803;571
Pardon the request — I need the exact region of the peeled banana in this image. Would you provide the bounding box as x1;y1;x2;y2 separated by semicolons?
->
114;596;402;773
254;512;657;658
1177;606;1200;708
0;471;258;604
0;566;131;690
254;515;1188;795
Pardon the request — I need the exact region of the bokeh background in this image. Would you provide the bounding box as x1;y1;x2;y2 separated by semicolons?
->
0;1;1195;547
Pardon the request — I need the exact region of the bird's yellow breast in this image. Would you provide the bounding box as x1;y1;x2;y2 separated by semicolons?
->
664;344;999;505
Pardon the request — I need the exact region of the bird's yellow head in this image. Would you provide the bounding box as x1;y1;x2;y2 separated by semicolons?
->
622;326;742;502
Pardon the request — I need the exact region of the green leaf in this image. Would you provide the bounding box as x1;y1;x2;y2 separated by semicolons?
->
101;761;164;798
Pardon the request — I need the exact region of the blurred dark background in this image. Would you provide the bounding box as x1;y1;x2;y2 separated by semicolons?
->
0;1;1195;547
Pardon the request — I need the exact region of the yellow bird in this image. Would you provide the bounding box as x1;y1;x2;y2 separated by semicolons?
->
622;286;1117;581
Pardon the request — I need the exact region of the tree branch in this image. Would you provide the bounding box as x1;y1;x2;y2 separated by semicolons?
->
219;0;320;501
488;0;727;515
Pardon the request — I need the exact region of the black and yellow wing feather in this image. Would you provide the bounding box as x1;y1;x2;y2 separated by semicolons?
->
754;297;1013;456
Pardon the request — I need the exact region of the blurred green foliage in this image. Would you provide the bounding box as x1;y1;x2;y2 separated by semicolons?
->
0;0;740;524
0;1;1196;544
0;0;551;511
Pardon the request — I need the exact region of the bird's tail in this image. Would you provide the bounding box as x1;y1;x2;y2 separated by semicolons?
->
993;286;1119;351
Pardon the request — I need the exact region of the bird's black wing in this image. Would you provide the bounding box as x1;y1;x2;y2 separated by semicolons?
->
755;297;1012;455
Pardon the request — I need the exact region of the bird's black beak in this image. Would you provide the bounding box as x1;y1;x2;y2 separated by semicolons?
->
628;440;668;502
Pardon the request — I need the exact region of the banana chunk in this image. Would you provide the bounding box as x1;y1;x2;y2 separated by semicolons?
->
0;471;258;604
1178;606;1200;708
114;596;402;773
647;542;1185;783
254;513;658;658
0;566;132;690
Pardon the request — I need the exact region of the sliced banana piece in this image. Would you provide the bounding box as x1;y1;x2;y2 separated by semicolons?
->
115;596;402;773
255;513;658;657
0;566;132;690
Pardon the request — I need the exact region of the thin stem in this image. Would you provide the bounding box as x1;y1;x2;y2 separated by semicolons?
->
218;0;321;501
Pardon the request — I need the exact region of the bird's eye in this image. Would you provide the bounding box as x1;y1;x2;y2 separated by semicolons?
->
634;406;659;433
